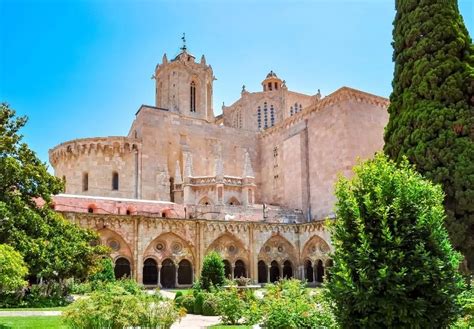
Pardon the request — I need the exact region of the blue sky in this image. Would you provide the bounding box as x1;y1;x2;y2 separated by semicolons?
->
1;0;473;165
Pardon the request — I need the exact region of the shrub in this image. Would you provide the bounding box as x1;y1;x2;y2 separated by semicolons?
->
194;291;204;314
453;285;474;328
328;153;465;328
174;291;183;299
181;294;196;314
89;257;115;284
0;281;72;308
200;251;225;291
216;285;246;325
202;293;219;316
0;244;28;292
62;284;184;328
259;279;336;328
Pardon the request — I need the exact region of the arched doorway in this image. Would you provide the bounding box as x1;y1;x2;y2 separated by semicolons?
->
258;260;267;283
178;259;193;285
316;259;324;283
305;260;314;283
270;261;280;283
282;260;293;279
234;260;246;278
114;257;131;279
160;259;176;288
143;258;158;285
223;260;232;279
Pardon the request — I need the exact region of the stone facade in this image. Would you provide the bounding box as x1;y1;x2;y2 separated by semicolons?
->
48;45;389;287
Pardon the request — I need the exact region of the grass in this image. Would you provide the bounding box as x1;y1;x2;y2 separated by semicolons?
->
0;307;65;312
209;324;252;329
164;288;192;295
0;316;65;329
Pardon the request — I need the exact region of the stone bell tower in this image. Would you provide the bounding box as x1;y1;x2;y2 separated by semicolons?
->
153;34;215;122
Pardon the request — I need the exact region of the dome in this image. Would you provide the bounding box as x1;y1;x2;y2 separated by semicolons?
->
266;70;278;79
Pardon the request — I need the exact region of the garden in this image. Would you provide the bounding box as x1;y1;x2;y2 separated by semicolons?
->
1;0;474;327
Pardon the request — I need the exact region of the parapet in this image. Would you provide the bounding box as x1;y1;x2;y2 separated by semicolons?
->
49;136;141;167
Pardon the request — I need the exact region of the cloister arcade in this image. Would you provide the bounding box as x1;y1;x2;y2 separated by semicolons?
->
91;218;333;288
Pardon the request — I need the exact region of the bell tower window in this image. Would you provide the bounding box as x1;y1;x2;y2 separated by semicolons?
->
190;81;196;112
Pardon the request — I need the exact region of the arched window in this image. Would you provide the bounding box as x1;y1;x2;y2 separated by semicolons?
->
258;260;267;283
316;259;325;283
274;82;278;90
112;172;119;191
178;259;193;285
294;102;298;113
283;260;293;278
299;104;302;112
270;260;280;283
234;260;246;278
305;260;314;282
143;258;158;285
82;172;88;192
263;102;268;129
114;257;131;279
270;105;275;127
257;106;261;129
268;82;272;91
290;106;293;116
190;81;196;112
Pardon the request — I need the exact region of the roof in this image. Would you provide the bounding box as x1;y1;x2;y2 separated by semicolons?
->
265;70;278;79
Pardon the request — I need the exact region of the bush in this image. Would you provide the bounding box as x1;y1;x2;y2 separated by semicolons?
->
88;257;115;284
0;244;28;292
216;285;246;325
328;153;465;328
181;294;196;314
0;281;72;308
62;284;185;328
453;285;474;328
199;251;225;291
202;293;219;316
194;291;204;314
259;279;336;328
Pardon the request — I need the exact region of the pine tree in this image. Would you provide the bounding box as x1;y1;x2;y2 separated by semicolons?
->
384;0;474;271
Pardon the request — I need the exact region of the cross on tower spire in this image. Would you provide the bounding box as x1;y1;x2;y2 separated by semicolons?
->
180;33;187;52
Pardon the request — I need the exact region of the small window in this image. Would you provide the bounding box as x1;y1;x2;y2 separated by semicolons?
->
126;209;131;215
190;81;196;112
112;172;119;191
82;173;89;192
290;107;293;116
88;206;94;213
274;82;278;90
268;82;272;91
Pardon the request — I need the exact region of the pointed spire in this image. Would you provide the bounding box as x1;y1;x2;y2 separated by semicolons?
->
162;53;168;64
200;55;206;65
243;150;254;177
175;160;182;183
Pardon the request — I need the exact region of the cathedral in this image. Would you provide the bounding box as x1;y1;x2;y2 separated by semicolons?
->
48;43;388;287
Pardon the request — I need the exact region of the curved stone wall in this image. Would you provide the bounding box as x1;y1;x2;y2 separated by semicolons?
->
49;137;141;198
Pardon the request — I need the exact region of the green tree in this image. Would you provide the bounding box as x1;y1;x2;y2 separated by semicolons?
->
384;0;474;271
0;103;107;281
0;244;28;292
89;257;116;283
199;251;225;291
328;153;464;328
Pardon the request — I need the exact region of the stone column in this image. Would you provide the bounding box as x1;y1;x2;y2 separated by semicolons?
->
157;264;162;288
267;265;271;283
231;264;235;279
175;262;179;287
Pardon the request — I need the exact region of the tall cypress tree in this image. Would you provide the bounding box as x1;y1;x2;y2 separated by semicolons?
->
384;0;474;271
